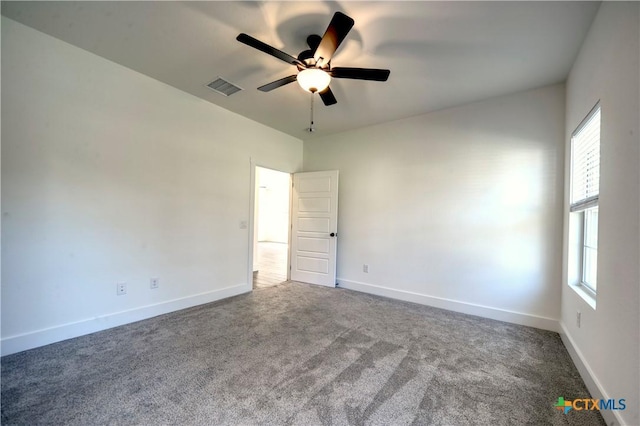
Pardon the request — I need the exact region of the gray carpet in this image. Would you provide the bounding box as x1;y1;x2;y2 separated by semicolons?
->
2;281;604;425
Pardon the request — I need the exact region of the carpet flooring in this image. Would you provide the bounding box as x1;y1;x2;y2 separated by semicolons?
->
2;282;604;425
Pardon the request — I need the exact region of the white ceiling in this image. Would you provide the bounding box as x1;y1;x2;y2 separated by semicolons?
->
2;1;600;140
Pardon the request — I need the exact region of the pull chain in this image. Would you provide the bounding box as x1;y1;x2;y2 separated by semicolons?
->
308;92;316;133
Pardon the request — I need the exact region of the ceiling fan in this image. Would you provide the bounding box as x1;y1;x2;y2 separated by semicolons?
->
236;11;390;107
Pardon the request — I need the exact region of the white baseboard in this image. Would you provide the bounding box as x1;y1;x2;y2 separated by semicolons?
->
1;283;251;356
337;279;559;332
559;322;625;426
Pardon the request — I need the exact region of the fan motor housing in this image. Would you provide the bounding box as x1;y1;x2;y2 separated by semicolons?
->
297;50;332;72
297;34;330;71
297;49;315;70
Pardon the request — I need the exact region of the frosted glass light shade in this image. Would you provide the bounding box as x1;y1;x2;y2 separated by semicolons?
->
297;69;331;93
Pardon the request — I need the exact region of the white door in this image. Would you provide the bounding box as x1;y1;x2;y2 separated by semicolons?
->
290;170;339;287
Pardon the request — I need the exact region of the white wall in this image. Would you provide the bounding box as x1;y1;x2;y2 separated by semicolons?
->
1;17;303;355
561;3;639;426
304;84;566;330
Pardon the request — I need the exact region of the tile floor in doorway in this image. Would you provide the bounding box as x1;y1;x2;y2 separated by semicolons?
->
253;242;288;289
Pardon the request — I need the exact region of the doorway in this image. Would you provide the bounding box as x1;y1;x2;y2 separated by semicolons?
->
252;166;291;289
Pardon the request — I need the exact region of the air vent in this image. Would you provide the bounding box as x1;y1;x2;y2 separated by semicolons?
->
206;77;243;97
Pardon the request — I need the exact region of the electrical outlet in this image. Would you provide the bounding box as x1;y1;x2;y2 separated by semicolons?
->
363;264;369;273
150;278;159;289
576;311;581;328
117;282;127;296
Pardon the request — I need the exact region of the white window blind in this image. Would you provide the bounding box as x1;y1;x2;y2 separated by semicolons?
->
571;106;600;211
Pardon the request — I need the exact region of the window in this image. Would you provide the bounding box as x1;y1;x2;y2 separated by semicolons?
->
570;104;600;295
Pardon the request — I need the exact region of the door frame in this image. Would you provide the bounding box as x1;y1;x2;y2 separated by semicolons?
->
247;160;293;289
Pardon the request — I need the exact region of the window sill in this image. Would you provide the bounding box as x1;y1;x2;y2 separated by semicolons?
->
569;283;597;310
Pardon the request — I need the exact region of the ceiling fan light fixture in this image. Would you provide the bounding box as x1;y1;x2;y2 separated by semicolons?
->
297;68;331;93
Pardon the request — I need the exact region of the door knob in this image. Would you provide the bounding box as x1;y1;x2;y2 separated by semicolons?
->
330;232;337;237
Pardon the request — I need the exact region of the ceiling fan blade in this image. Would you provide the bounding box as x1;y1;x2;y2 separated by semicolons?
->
257;75;298;92
314;12;355;67
319;87;337;106
330;67;391;81
237;33;303;66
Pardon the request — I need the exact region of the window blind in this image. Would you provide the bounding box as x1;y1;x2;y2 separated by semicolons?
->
571;106;600;212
